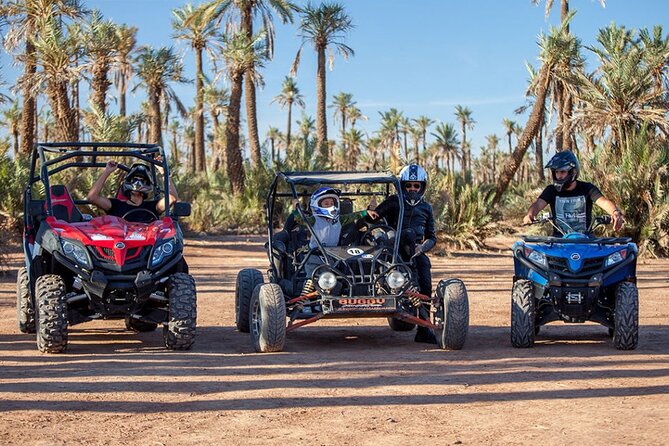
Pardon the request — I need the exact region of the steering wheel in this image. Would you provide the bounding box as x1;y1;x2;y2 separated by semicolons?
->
122;208;158;222
360;224;396;247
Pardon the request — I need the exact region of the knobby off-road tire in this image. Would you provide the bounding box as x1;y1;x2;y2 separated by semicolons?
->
235;268;263;333
436;279;469;350
613;282;639;350
164;273;197;350
511;279;535;348
125;316;158;332
35;275;68;353
250;283;286;353
17;267;36;334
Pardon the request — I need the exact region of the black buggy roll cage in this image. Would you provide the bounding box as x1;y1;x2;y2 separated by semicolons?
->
265;171;407;277
26;141;173;219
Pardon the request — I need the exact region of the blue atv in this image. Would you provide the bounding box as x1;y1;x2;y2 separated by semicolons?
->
511;214;638;350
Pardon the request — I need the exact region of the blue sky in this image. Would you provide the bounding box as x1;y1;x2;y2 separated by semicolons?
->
2;0;668;157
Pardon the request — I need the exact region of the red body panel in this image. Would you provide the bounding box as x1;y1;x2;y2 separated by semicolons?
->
47;215;176;266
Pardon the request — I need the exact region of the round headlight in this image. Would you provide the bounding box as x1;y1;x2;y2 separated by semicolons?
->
317;271;337;290
386;270;406;289
162;240;174;254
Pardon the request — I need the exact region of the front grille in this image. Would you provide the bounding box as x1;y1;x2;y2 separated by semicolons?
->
547;255;605;275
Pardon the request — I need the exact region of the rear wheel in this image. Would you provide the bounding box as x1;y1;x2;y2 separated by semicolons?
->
163;273;197;350
235;268;263;332
17;267;36;334
250;283;286;353
125;316;158;332
511;279;535;348
434;279;469;350
613;282;638;350
35;275;68;353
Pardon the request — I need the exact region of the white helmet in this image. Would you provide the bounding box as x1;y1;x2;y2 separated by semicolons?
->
310;187;340;220
399;164;428;206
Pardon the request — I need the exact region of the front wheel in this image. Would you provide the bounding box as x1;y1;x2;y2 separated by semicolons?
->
434;279;469;350
35;275;68;353
511;279;535;348
163;273;197;350
17;267;36;334
235;268;264;332
613;282;639;350
250;283;286;353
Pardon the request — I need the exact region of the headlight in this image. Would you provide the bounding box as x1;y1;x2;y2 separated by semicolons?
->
317;271;337;291
61;239;92;268
151;239;176;267
605;249;628;267
524;247;547;268
386;270;407;290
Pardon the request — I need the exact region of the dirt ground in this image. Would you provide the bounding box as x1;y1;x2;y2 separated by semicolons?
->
0;235;667;446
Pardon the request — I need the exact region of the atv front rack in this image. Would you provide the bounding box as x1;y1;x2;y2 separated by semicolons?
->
521;236;632;245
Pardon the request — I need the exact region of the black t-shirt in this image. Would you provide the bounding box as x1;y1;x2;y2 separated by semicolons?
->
108;198;159;223
538;181;603;235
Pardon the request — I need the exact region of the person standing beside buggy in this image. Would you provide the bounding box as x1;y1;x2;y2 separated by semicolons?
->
87;160;179;223
368;164;437;344
523;151;625;234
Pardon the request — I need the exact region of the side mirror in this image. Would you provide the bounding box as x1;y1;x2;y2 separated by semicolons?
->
172;202;191;217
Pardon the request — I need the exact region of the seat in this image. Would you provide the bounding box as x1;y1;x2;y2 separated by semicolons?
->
48;185;83;223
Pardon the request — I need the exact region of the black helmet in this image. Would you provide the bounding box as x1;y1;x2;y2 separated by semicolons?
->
545;150;579;192
122;163;153;198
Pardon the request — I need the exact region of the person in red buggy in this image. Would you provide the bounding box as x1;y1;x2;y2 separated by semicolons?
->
87;160;179;223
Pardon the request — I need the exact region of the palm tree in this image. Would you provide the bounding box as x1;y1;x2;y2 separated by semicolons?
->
3;0;83;152
83;10;119;114
432;122;459;175
266;126;282;166
502;118;517;154
639;25;669;93
221;31;268;194
454;106;474;173
292;1;354;158
30;13;83;142
134;47;189;146
342;128;364;169
0;100;21;157
485;134;500;182
295;112;315;166
330;91;354;152
203;83;229;172
573;24;669;150
172;3;221;173
113;24;137;117
347;104;366;129
271;76;304;149
412;115;434;164
168;119;182;167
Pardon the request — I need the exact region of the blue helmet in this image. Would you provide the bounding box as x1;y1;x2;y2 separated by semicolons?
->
310;187;341;220
399;164;428;206
545;150;579;192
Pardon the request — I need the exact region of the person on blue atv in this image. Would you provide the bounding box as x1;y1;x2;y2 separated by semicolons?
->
522;150;625;234
368;164;437;344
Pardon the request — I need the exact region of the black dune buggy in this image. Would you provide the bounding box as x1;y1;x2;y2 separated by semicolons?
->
17;142;195;353
235;171;469;352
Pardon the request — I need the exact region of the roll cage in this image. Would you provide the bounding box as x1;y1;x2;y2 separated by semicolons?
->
266;171;406;277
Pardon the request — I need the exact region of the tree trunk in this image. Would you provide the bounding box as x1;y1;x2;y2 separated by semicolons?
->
562;94;573;151
245;67;263;168
225;70;246;195
91;59;111;114
49;81;77;142
20;36;36;153
316;45;328;158
119;74;127;117
148;87;163;145
535;127;545;182
460;122;467;172
195;47;206;173
493;64;550;205
286;100;293;149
